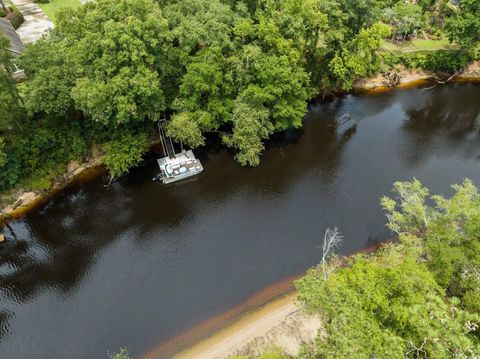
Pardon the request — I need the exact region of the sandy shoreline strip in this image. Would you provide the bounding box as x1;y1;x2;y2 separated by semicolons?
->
172;293;298;359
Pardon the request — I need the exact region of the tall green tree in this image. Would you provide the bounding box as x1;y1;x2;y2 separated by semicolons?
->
445;0;480;51
382;179;480;313
56;0;172;126
329;22;390;90
296;179;480;359
20;39;76;118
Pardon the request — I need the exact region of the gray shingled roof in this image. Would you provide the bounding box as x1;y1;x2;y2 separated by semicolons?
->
0;17;26;55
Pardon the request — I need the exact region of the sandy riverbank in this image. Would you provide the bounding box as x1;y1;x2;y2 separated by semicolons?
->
170;292;321;359
354;61;480;93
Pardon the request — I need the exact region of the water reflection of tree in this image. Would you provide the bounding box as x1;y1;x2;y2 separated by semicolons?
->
398;84;480;166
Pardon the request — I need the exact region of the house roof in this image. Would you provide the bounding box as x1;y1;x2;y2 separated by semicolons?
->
0;17;26;55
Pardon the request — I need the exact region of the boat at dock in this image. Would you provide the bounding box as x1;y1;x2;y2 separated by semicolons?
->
156;150;203;184
154;118;204;184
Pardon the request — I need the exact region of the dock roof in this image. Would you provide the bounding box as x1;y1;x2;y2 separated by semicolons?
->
0;17;26;55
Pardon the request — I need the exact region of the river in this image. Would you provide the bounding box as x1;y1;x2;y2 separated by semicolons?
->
1;83;479;359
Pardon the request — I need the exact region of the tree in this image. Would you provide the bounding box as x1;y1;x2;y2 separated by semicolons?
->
20;39;76;118
165;112;205;149
173;47;234;132
222;98;272;166
56;0;172;126
382;3;423;40
329;22;391;90
381;178;431;256
383;179;480;313
445;0;480;50
103;131;149;182
320;227;342;280
296;243;480;358
295;179;480;358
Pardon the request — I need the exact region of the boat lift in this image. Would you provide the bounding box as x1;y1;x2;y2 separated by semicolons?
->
154;117;204;184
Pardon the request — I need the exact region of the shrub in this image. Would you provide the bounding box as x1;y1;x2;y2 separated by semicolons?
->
380;50;470;73
421;50;469;72
103;131;149;179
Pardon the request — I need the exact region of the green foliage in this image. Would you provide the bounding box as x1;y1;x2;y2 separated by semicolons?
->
103;131;149;179
165;113;205;148
445;0;480;50
0;136;6;168
380;50;470;72
111;347;131;359
295;179;480;359
57;0;171;125
20;39;75;118
0;35;25;131
260;347;289;359
383;179;480;314
330;22;391;90
382;3;422;40
223;99;272;166
297;245;480;358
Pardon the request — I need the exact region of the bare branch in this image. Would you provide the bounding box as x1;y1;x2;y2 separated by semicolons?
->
321;227;343;280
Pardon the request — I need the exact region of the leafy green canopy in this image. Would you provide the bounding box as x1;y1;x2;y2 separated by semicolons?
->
14;0;395;174
56;0;172;125
445;0;480;51
296;179;480;359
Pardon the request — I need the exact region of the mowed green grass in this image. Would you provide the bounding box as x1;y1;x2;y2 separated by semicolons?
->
37;0;82;23
379;38;455;52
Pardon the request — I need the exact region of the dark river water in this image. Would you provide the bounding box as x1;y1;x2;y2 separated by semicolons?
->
1;83;480;359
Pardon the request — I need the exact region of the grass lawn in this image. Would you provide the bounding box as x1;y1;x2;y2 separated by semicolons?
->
37;0;82;23
379;38;456;53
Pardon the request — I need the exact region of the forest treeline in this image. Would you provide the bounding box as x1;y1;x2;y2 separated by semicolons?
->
0;0;479;192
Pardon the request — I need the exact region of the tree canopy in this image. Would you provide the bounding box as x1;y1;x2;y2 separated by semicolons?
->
445;0;480;51
295;179;480;359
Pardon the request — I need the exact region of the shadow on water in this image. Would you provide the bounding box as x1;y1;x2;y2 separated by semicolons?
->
397;84;480;166
0;83;479;358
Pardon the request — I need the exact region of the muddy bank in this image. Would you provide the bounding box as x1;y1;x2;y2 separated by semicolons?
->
354;61;480;92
